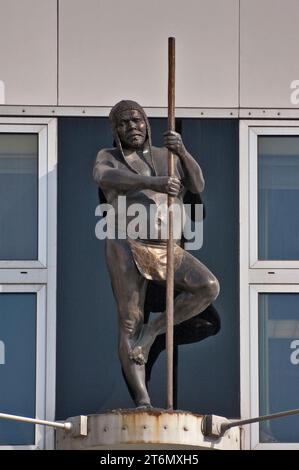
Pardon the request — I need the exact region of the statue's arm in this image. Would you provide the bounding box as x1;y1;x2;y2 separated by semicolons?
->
95;164;157;192
164;131;205;194
93;150;180;195
179;150;205;194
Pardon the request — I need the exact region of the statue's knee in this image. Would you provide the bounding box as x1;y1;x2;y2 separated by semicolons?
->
193;276;220;302
118;309;143;338
205;277;220;302
118;329;133;356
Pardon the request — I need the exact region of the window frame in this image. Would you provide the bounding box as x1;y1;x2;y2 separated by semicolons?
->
249;125;299;269
0;284;46;450
0;121;48;269
0;118;57;450
249;284;299;450
240;120;299;450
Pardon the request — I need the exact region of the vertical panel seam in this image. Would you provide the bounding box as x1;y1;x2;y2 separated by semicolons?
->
238;0;241;109
57;0;59;106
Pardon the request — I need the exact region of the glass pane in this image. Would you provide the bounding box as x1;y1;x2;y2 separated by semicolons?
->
258;136;299;260
0;293;36;445
0;134;38;260
259;293;299;443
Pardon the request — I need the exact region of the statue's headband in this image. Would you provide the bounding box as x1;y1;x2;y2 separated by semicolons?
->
109;100;147;125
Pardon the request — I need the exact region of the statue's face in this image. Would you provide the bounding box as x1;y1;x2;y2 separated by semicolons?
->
116;109;147;150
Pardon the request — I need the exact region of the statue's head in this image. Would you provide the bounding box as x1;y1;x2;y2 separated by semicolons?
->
109;100;152;153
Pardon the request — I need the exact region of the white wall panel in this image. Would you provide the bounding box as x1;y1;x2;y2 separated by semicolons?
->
59;0;239;108
240;0;299;108
0;0;57;105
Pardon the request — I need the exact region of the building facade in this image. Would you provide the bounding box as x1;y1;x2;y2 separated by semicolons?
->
0;0;299;449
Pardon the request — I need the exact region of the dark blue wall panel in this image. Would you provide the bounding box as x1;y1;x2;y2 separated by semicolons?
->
56;117;239;420
178;119;239;418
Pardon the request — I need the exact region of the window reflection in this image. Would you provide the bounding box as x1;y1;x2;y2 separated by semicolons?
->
259;293;299;443
0;293;36;445
0;134;38;260
258;136;299;260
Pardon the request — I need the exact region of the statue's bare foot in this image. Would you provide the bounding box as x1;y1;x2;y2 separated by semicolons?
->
129;324;155;365
136;402;152;409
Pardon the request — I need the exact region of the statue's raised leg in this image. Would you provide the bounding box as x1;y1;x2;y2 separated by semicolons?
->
130;250;220;365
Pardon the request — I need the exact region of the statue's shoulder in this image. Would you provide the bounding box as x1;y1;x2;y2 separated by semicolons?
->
95;147;119;164
152;145;166;153
151;145;168;158
151;145;184;178
152;145;179;158
151;145;180;163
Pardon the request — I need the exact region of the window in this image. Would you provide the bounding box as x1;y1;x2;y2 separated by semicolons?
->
240;121;299;449
0;123;48;268
250;286;299;447
249;126;299;268
0;287;45;447
0;133;38;260
0;119;57;449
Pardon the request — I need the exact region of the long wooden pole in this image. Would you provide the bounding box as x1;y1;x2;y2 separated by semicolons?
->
166;37;175;410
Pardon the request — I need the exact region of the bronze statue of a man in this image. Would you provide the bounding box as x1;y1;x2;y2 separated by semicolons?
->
93;100;220;408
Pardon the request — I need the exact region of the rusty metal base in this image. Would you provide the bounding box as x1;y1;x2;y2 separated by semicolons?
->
55;409;241;450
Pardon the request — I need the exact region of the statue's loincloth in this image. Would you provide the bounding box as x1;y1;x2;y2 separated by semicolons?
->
128;239;184;281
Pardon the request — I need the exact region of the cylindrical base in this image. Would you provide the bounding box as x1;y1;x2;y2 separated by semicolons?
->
56;409;241;450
